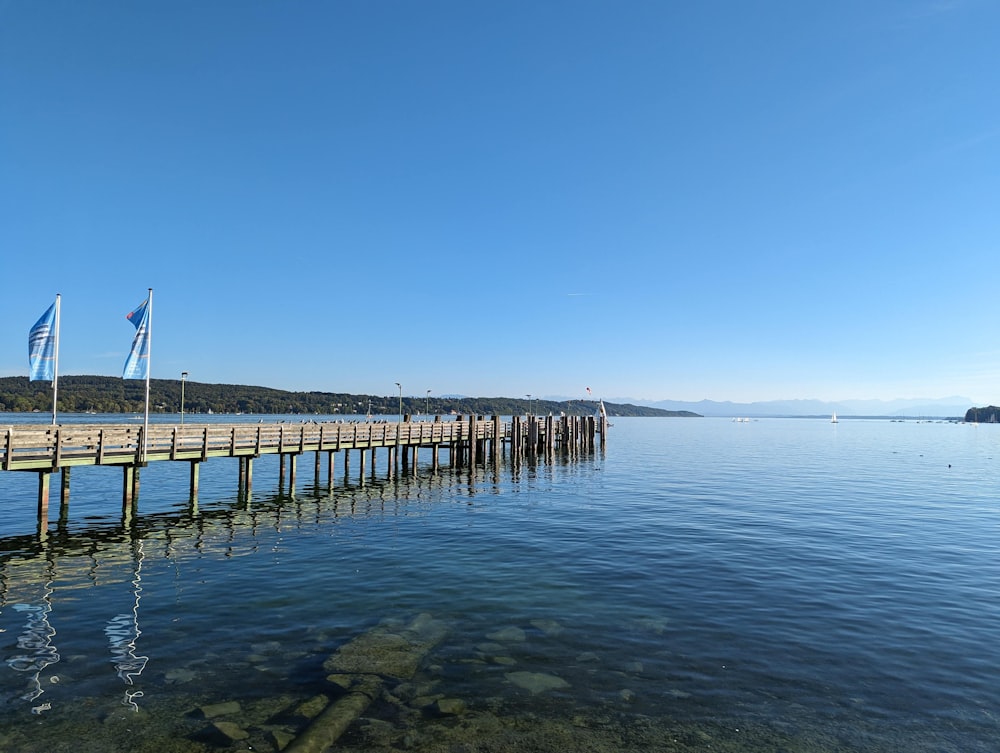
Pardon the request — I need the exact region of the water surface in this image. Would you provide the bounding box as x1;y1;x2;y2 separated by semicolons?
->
1;415;998;752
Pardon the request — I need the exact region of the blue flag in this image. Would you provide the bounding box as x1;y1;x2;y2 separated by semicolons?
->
28;302;57;382
123;299;150;380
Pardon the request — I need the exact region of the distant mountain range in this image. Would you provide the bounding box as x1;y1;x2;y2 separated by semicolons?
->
600;396;975;418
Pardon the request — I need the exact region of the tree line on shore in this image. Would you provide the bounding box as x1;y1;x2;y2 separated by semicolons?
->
0;375;694;418
965;406;1000;423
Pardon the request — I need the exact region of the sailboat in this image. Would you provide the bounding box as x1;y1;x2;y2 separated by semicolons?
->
595;399;612;427
831;412;838;424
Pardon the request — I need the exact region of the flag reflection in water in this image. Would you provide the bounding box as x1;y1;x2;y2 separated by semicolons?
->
104;539;148;711
6;578;60;713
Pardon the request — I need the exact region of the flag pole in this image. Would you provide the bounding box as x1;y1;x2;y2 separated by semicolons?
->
51;293;61;426
143;288;152;462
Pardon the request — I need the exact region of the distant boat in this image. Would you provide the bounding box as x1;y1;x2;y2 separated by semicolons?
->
831;412;838;423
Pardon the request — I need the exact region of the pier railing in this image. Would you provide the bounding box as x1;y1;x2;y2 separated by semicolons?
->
2;421;485;471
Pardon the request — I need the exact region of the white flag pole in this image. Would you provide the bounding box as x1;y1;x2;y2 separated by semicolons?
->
51;293;61;426
143;288;152;462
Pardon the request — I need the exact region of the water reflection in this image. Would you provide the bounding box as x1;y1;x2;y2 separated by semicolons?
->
104;539;148;710
4;563;60;712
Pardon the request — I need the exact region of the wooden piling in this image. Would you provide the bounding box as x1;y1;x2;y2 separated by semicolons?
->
59;467;70;508
189;460;200;500
37;471;51;522
122;465;135;507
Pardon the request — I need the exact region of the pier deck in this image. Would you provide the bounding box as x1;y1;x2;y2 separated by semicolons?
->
2;415;605;531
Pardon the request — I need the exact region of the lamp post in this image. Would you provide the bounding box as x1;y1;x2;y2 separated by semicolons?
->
526;394;531;415
426;389;431;417
395;383;402;423
180;371;188;424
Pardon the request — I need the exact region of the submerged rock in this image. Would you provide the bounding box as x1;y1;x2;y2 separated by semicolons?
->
486;626;526;643
504;671;570;695
211;720;249;741
292;694;331;721
268;727;296;751
164;667;196;684
287;614;450;753
432;697;466;716
323;613;448;681
530;618;565;636
197;700;241;718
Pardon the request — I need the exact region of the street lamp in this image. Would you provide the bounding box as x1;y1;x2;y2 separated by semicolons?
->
395;382;402;423
180;371;188;424
526;394;531;415
426;389;431;417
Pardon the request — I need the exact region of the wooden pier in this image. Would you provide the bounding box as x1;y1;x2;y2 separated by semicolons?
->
1;414;606;530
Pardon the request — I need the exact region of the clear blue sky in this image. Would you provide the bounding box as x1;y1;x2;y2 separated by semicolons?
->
2;1;998;404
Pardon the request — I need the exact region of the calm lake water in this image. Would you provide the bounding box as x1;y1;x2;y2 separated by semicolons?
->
1;414;998;752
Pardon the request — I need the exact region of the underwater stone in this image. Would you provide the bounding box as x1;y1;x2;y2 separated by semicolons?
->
486;626;526;642
198;700;242;718
268;727;296;751
210;720;249;741
433;697;466;716
164;668;196;683
322;613;448;681
475;642;505;654
293;694;331;720
505;671;570;694
530;619;565;636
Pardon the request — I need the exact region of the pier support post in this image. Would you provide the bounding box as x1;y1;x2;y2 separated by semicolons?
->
37;471;51;529
122;464;140;520
327;450;335;487
123;465;133;506
492;415;502;466
238;456;254;498
468;415;477;467
189;460;200;501
359;447;367;478
288;454;297;493
59;467;71;514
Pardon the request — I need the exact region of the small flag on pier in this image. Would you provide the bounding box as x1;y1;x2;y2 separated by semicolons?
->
28;301;57;382
123;298;150;380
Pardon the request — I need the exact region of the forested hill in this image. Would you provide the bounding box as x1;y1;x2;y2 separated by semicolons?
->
0;376;697;418
965;406;1000;423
